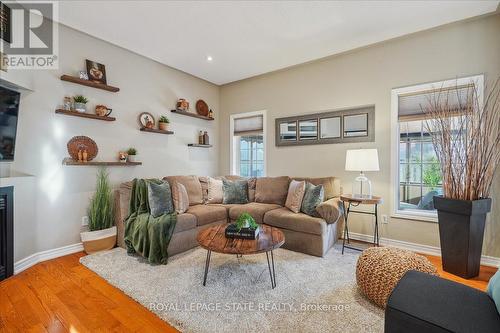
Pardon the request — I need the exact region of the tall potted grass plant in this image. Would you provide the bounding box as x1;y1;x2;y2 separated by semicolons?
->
424;77;499;278
80;168;116;254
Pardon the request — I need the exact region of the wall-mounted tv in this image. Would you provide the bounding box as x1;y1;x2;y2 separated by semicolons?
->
0;86;20;161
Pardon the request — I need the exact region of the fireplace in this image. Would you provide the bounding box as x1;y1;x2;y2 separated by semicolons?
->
0;186;13;281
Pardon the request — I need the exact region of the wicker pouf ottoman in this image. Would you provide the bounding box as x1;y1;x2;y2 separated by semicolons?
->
356;247;438;308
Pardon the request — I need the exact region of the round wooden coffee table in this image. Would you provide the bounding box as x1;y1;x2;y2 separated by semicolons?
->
197;224;285;289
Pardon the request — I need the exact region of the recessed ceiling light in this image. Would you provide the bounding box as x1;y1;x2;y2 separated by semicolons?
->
206;55;213;62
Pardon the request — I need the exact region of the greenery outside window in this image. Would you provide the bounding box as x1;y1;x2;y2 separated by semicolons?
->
399;120;442;212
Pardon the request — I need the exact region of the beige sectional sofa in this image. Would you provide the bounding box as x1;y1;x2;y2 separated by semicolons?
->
115;175;343;257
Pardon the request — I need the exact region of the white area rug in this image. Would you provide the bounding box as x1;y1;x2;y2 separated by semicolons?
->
80;245;384;333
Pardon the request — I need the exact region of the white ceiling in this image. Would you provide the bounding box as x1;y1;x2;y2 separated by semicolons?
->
58;1;499;85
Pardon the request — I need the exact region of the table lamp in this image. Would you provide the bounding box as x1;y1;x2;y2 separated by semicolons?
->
345;149;379;199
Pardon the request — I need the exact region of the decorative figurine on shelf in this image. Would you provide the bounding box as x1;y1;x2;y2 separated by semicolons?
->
198;131;204;144
79;71;89;80
63;96;72;111
119;151;127;163
203;131;209;145
95;105;112;117
78;149;83;162
208;109;214;119
176;98;189;111
82;150;88;162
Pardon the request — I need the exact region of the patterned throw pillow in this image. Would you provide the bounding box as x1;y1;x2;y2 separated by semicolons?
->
222;179;249;204
147;181;174;217
285;180;306;213
207;177;223;204
301;182;324;216
172;182;189;214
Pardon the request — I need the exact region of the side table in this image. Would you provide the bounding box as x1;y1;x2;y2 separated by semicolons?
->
340;194;383;254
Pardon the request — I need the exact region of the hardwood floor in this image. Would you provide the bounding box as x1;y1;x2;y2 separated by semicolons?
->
0;251;496;332
0;252;178;333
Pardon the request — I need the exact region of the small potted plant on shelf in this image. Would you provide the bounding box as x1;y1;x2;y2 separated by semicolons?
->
126;148;137;162
73;95;89;113
80;168;116;254
158;116;170;131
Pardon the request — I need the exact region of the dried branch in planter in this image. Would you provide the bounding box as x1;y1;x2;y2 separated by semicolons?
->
423;77;500;201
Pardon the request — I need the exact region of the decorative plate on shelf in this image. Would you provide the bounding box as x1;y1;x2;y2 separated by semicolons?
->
138;112;155;128
67;136;98;161
196;100;209;117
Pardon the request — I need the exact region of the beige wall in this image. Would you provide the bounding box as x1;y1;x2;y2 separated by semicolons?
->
220;14;500;256
6;23;220;261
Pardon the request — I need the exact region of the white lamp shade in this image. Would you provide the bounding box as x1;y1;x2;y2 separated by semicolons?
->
345;149;380;172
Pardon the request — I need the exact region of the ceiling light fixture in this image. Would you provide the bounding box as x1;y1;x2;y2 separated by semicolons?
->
206;55;213;62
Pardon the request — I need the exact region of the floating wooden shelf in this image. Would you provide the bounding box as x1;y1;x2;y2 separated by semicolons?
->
171;109;214;121
60;75;120;92
62;158;141;166
188;144;212;148
140;127;174;135
55;109;116;121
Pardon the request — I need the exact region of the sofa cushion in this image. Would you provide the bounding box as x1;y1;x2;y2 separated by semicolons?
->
147;181;174;217
171;182;189;214
173;213;197;233
285;180;306;213
264;207;327;235
229;202;281;224
293;176;341;200
255;176;290;205
187;204;227;226
316;197;343;224
301;183;324;216
164;175;203;205
207;177;223;204
207;203;239;213
222;179;249;204
224;175;256;202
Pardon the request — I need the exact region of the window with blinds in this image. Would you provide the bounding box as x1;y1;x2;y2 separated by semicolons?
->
233;115;263;136
392;77;482;221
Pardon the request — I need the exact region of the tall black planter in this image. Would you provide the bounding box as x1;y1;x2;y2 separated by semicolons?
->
433;196;491;279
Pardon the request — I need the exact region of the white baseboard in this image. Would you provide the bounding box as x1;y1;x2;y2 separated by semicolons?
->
348;232;500;268
14;243;84;274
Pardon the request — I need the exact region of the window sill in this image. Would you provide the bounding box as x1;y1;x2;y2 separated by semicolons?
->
391;210;438;223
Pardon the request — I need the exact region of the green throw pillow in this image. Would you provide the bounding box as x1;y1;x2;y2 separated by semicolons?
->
147;181;174;217
222;179;249;204
487;268;500;314
301;182;324;216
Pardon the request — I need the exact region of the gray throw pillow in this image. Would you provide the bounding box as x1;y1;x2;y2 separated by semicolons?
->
147;181;174;217
222;179;249;204
301;182;324;216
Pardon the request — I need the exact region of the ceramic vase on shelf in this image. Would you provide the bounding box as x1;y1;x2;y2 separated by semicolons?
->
74;102;86;113
159;122;169;131
127;155;136;163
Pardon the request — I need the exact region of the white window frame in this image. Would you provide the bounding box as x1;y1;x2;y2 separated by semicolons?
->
229;110;267;177
390;75;484;222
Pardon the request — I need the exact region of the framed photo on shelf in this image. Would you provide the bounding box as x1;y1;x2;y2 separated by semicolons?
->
86;59;107;84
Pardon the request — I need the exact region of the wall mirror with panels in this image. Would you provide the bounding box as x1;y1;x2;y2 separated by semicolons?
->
275;105;375;146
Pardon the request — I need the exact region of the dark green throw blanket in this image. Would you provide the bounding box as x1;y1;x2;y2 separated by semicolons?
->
124;179;177;264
